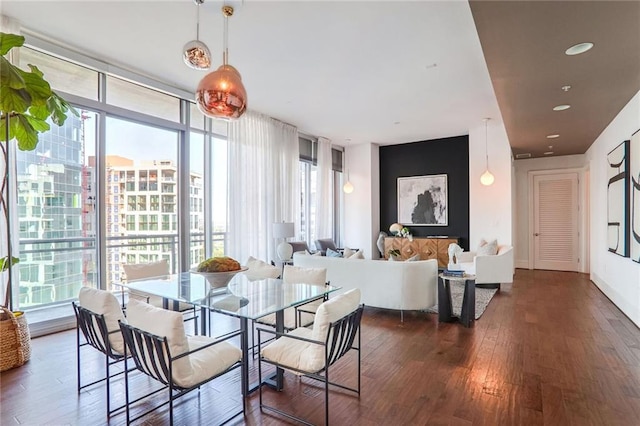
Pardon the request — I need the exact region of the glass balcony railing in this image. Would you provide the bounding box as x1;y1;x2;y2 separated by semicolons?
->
17;231;228;310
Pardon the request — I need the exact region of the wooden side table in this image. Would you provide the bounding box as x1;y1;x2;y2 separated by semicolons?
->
438;273;476;327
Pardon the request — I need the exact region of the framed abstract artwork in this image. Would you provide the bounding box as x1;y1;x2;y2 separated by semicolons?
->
607;140;630;257
397;174;448;226
630;129;640;263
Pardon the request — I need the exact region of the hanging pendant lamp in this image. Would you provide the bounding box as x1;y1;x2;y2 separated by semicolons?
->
182;0;211;70
343;169;354;194
480;118;495;186
196;5;247;120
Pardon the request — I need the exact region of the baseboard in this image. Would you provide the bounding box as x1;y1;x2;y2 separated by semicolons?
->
515;259;529;269
591;272;640;329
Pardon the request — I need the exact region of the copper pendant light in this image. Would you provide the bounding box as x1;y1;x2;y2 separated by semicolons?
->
182;0;211;70
196;5;247;120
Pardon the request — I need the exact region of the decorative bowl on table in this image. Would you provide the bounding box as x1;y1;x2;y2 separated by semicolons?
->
191;256;247;288
190;267;248;288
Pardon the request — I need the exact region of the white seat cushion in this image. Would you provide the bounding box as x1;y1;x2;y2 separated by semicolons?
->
260;327;317;372
245;256;281;280
282;265;326;286
126;299;192;384
123;260;169;281
78;287;126;354
261;289;361;373
178;336;242;388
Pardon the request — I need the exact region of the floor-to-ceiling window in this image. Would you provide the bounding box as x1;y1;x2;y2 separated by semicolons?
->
10;40;228;324
298;136;343;249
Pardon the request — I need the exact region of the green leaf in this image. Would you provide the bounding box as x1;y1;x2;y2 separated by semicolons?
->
0;256;20;272
0;86;31;115
0;55;26;90
0;114;19;143
24;114;50;132
0;33;24;55
18;66;52;106
13;114;39;150
48;92;78;126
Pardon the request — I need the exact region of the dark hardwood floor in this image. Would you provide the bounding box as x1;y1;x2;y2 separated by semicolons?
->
2;269;640;425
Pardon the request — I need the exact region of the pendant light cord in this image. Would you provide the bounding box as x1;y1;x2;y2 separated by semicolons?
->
484;118;490;170
196;3;201;41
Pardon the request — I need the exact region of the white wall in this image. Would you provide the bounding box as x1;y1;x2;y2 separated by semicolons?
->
468;119;513;249
587;90;640;327
344;143;380;259
513;155;588;270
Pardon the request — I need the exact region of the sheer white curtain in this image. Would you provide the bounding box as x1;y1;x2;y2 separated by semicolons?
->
314;137;333;242
227;110;299;264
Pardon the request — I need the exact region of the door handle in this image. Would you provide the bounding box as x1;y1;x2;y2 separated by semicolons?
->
534;233;540;236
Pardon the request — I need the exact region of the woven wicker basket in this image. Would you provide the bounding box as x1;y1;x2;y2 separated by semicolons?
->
0;307;31;372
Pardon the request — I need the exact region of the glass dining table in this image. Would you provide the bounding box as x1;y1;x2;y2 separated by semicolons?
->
117;271;340;397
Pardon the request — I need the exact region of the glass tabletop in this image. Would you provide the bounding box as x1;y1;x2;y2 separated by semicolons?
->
119;272;340;320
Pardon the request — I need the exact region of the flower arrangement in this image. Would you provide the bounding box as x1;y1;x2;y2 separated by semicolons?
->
398;227;412;238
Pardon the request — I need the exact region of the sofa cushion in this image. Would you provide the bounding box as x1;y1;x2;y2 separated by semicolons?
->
477;239;498;256
349;250;365;260
326;248;342;258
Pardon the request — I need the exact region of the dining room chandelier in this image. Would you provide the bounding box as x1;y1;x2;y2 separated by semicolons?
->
196;4;247;120
182;0;211;70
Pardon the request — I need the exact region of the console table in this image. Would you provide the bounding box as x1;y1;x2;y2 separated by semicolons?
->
384;236;459;268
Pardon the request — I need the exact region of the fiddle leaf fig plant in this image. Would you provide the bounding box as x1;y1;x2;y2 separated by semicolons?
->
0;32;78;308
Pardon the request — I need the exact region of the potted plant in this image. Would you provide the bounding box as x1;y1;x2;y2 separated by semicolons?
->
0;32;77;370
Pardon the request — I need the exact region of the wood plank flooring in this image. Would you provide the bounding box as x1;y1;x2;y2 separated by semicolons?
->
2;269;640;425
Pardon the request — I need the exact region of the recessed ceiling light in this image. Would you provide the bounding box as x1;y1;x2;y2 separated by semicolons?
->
565;42;594;56
547;134;560;139
345;138;352;142
553;104;571;111
544;151;554;155
561;85;571;92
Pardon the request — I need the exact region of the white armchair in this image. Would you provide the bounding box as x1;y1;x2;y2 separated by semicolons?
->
457;245;514;289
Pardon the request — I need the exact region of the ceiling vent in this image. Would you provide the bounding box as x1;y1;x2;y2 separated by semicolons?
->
515;153;532;159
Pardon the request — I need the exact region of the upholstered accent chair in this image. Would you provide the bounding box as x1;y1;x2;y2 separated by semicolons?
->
258;288;363;425
315;238;339;256
457;244;514;289
73;287;128;417
119;299;244;425
289;241;311;254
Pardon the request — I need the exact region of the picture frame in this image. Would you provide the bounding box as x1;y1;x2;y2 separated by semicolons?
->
397;174;448;226
630;129;640;263
607;140;630;257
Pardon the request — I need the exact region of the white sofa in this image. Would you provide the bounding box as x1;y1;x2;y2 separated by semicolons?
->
292;253;438;317
456;245;514;288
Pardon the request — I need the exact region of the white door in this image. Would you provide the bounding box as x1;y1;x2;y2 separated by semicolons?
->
533;173;580;271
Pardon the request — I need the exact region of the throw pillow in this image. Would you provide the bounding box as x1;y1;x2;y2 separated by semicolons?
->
349;250;364;260
326;248;342;258
388;255;399;261
477;239;498;256
406;254;420;262
343;247;355;258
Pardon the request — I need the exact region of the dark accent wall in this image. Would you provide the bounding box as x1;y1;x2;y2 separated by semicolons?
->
379;135;470;250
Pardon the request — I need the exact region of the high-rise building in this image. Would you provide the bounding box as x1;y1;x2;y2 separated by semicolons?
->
16;113;87;306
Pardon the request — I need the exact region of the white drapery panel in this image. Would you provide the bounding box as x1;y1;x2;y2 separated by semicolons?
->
227;110;299;264
314;137;333;242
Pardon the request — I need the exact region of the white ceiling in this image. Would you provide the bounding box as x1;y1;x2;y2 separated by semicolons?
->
2;0;501;147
